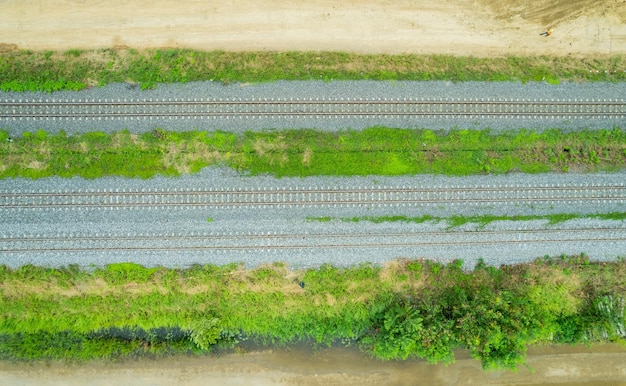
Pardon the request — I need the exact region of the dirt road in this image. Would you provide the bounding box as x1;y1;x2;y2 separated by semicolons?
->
1;344;625;386
1;0;625;55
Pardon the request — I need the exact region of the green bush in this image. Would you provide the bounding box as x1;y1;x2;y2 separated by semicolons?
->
0;50;624;92
95;263;159;284
2;128;626;179
0;257;624;367
188;318;222;350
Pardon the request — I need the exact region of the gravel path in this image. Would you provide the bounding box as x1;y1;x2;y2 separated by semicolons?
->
1;167;625;269
1;80;624;135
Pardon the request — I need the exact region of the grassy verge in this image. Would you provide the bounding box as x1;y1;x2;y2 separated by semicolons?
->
0;255;624;370
307;213;626;229
1;49;625;92
2;127;625;179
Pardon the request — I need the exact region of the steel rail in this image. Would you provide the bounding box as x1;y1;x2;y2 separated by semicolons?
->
3;184;624;195
0;98;626;106
3;184;624;196
1;185;624;208
2;227;624;241
2;228;625;253
5;112;623;118
0;232;626;253
1;98;624;119
2;99;624;105
1;197;623;208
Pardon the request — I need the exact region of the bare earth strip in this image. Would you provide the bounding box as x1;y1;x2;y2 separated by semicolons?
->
0;0;625;55
0;345;625;386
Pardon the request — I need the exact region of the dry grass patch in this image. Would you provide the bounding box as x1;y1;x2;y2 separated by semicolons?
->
252;137;287;156
111;132;135;148
240;264;307;296
1;151;27;171
78;141;90;154
161;140;227;174
517;144;548;163
325;293;338;306
78;48;132;73
33;141;51;157
251;136;289;167
580;261;626;298
0;281;49;299
524;264;584;315
0;276;109;298
422;147;444;163
0;271;222;300
302;147;313;166
162;142;190;174
380;259;423;292
26;159;47;170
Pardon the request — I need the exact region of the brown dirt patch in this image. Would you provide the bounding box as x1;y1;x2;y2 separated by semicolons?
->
302;147;313;167
479;0;625;25
1;0;624;56
0;43;18;52
0;344;625;386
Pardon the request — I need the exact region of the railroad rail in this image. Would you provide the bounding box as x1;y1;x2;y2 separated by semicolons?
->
2;227;625;254
1;97;625;120
2;184;625;209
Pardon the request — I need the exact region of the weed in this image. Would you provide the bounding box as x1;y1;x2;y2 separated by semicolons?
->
0;256;624;367
2;128;626;179
1;50;624;92
406;261;423;277
306;216;333;222
310;212;626;229
63;49;82;58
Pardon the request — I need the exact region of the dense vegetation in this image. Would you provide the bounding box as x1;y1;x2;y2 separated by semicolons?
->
2;127;625;179
0;255;624;369
1;49;625;92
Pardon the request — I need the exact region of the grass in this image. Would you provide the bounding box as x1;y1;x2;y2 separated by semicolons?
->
307;212;626;229
0;49;625;92
2;127;626;179
0;256;624;369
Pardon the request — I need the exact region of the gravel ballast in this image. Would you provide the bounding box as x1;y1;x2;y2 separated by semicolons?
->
1;81;625;269
1;167;625;269
1;80;624;135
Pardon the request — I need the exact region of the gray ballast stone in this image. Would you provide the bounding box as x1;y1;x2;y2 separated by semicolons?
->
1;80;624;135
1;167;625;269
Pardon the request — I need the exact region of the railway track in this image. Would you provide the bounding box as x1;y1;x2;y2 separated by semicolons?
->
2;177;626;265
2;183;625;209
3;181;625;262
2;227;625;254
1;97;625;120
2;93;625;265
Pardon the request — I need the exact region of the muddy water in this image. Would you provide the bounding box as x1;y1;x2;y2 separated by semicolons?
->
0;344;625;386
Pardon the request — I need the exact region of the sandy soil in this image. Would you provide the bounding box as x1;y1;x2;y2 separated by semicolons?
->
1;344;625;386
0;0;625;56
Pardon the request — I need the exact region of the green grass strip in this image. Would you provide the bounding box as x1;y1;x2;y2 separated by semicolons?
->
1;49;625;92
308;213;626;229
0;257;625;369
2;127;626;179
